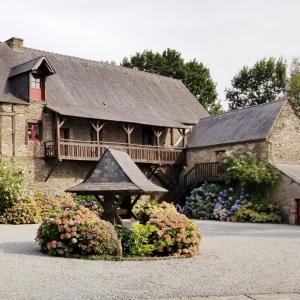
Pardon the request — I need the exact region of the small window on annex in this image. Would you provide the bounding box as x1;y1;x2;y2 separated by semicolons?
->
215;150;226;162
27;122;42;141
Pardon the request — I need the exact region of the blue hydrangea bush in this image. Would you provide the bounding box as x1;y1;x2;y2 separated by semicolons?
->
184;183;249;221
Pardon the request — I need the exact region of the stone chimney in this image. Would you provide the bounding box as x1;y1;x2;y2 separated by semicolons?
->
5;37;24;52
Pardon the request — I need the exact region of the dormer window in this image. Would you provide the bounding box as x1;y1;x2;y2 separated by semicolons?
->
9;56;55;102
30;74;45;101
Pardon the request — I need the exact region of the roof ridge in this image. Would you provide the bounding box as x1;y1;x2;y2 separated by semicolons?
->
20;44;180;83
10;55;45;69
197;98;288;122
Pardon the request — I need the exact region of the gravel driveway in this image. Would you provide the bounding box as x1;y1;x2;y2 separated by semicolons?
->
0;221;299;300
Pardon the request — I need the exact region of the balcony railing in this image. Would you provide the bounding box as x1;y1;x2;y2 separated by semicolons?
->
45;140;184;165
184;162;225;187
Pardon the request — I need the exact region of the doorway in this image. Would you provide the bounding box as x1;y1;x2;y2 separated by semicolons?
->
296;199;300;225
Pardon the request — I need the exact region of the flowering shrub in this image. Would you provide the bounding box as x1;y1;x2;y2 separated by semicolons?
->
222;152;280;186
235;202;281;223
148;210;201;257
0;161;24;212
184;183;249;221
117;207;201;257
0;198;41;225
133;198;177;223
36;206;121;257
33;192;76;219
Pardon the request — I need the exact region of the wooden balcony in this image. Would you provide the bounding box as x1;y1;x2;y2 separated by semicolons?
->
184;162;225;187
45;140;184;165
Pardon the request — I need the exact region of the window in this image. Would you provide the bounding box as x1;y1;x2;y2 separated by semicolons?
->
30;74;45;100
31;76;41;89
27;122;42;141
215;150;226;161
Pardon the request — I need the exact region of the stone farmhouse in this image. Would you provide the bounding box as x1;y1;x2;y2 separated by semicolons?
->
0;37;207;193
186;99;300;224
0;37;299;224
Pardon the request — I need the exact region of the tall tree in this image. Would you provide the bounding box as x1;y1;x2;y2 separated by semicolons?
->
287;58;300;117
121;49;221;114
225;58;287;110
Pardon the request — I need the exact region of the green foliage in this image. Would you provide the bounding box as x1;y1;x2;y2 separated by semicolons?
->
226;57;287;110
222;152;280;186
0;198;41;225
0;161;24;212
129;224;157;256
118;204;201;257
235;202;281;223
36;206;122;257
287;58;300;117
121;49;221;114
115;225;134;255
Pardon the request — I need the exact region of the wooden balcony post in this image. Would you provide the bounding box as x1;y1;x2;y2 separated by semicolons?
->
56;113;67;161
90;120;105;158
122;124;134;157
152;127;163;162
178;128;187;147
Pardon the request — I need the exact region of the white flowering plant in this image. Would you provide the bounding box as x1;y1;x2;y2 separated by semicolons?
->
0;161;24;212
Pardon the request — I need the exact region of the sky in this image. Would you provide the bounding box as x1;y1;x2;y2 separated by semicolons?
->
0;0;300;104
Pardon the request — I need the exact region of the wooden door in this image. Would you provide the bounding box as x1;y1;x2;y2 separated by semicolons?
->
296;199;300;225
60;128;70;140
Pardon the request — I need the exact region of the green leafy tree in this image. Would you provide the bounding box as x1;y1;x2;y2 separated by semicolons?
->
287;58;300;117
121;49;221;114
226;58;287;110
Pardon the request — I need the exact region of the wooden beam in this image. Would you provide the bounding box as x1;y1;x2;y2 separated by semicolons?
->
56;113;61;161
178;128;187;147
58;117;67;129
12;108;16;157
122;124;135;155
90;120;105;142
170;128;174;147
152;128;163;147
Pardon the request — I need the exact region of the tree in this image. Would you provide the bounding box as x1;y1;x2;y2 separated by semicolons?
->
225;58;287;110
287;58;300;117
121;49;221;114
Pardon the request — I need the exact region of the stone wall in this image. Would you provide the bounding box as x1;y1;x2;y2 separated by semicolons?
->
270;173;300;224
267;102;300;164
0;102;183;194
186;141;269;171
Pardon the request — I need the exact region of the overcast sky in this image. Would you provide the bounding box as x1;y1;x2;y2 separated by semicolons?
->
1;0;300;103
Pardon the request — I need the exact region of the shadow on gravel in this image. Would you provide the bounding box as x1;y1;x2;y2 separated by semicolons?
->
0;242;44;256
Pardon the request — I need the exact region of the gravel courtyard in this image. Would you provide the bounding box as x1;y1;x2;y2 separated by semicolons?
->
0;221;299;300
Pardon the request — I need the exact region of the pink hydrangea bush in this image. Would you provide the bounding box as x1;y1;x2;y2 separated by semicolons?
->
36;206;121;257
148;210;201;257
33;192;76;219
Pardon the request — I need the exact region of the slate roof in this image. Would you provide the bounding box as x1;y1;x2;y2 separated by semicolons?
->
276;164;300;185
0;41;208;127
9;56;55;78
68;148;167;194
187;99;287;149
